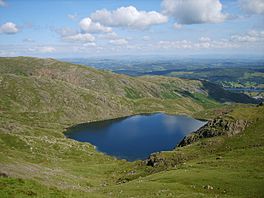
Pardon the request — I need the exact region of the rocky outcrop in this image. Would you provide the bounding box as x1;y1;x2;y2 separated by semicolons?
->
146;152;187;168
178;118;249;147
145;117;249;167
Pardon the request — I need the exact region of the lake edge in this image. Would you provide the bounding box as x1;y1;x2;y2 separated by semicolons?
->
64;113;207;161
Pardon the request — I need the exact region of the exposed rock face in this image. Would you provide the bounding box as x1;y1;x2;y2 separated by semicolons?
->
145;117;249;167
178;118;248;147
146;154;159;167
146;152;186;168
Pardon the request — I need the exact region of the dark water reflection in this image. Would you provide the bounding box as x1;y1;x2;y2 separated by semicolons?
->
65;113;206;161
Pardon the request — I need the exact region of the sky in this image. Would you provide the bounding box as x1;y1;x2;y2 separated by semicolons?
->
0;0;264;58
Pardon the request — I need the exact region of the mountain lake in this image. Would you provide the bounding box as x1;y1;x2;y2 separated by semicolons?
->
65;113;206;161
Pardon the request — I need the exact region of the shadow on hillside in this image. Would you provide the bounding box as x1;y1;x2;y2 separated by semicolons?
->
201;80;258;104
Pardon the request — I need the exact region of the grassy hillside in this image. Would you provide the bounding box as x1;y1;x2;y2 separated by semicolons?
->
0;57;263;197
0;57;216;125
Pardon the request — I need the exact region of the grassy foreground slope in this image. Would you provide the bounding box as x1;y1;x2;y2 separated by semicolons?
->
0;57;263;197
102;105;263;198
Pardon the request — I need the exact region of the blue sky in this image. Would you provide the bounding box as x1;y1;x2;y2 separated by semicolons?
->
0;0;263;58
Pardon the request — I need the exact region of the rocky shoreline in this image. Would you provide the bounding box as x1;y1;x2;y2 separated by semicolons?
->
146;116;249;167
178;117;249;147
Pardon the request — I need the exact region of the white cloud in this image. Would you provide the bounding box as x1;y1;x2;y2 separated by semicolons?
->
0;22;19;34
109;38;128;45
230;30;264;42
68;13;78;20
157;37;239;50
55;27;94;43
98;31;129;46
83;42;96;47
173;23;182;29
158;40;193;49
90;6;168;29
143;36;150;41
23;38;35;43
99;32;119;40
0;0;6;6
79;17;112;33
56;27;77;37
39;46;56;53
162;0;227;24
199;37;211;42
195;39;237;49
62;33;95;43
28;46;56;53
231;35;257;42
156;30;264;51
239;0;264;15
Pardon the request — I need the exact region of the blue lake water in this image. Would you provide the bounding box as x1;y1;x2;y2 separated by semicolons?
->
65;113;206;161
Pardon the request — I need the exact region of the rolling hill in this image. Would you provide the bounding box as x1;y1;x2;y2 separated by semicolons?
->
0;57;263;198
0;57;256;124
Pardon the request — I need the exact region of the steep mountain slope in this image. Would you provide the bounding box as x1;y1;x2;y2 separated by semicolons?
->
0;57;262;197
0;57;255;125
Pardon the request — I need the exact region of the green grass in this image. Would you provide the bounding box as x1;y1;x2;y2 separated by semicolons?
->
133;106;264;197
124;87;142;99
0;57;263;197
0;177;68;198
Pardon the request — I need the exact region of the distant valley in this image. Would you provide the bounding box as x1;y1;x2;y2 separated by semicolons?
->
63;57;264;100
